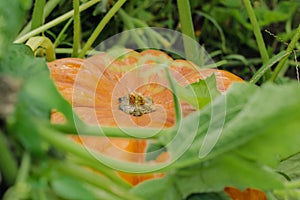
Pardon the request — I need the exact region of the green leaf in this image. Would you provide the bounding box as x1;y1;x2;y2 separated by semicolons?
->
177;74;221;109
180;81;300;166
160;82;258;165
277;153;300;181
254;1;299;27
220;0;242;7
2;44;80;154
4;44;79;123
175;154;283;198
144;81;300;197
0;0;30;59
2;44;52;154
250;51;290;84
131;176;182;200
216;83;300;167
188;74;220;109
145;143;167;161
51;175;101;200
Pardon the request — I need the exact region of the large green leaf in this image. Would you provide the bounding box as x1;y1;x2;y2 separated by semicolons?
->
175;154;282;198
135;81;300;198
2;44;79;154
159;82;258;164
0;0;31;59
206;83;300;168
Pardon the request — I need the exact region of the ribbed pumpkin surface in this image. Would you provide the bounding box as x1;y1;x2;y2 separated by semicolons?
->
48;49;243;185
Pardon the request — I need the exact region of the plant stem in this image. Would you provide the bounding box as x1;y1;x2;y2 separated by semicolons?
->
176;0;197;62
118;9;147;48
243;0;271;79
54;161;142;200
164;67;181;127
131;18;172;48
194;11;226;53
68;155;131;189
15;153;31;183
78;0;128;57
38;125;167;173
53;18;74;47
31;0;45;31
17;0;61;37
25;36;56;61
72;0;81;57
37;125;141;180
51;123;169;139
0;130;18;185
14;0;100;43
250;51;290;84
270;25;300;82
243;0;269;64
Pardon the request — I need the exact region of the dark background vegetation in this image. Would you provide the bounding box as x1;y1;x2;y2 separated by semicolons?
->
41;0;300;80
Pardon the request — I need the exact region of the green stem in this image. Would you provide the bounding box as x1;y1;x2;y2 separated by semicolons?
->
250;51;290;84
176;0;197;61
243;0;269;64
131;18;172;48
38;125;167;173
55;47;76;54
194;11;226;53
118;9;147;48
17;0;61;37
68;155;131;189
0;130;18;185
31;0;45;30
243;0;271;80
164;67;181;127
15;152;31;183
78;0;128;57
202;60;228;69
54;161;142;200
53;18;74;47
38;125;143;174
72;0;81;57
51;123;170;139
25;36;56;61
270;25;300;82
14;0;100;43
55;48;102;55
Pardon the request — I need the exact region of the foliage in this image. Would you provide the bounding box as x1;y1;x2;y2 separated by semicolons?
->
1;0;300;200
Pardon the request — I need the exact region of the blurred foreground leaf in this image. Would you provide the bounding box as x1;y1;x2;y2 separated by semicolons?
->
133;81;300;199
0;0;31;59
1;44;77;155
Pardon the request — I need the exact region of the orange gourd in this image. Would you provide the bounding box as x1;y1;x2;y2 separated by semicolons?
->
48;49;243;185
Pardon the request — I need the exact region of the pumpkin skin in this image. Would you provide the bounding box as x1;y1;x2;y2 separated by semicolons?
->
48;49;243;185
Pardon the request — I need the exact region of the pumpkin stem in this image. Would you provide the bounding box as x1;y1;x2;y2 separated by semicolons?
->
118;92;156;117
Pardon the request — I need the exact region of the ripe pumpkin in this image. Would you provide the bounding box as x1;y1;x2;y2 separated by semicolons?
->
48;49;243;185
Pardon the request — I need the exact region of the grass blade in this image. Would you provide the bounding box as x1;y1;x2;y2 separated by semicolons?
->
250;51;290;84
